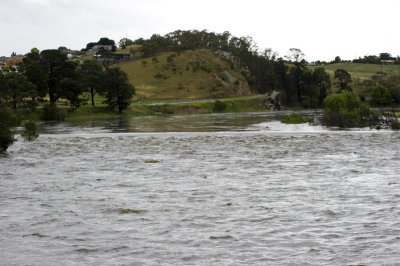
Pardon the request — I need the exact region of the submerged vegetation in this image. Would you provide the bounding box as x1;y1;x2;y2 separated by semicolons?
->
322;91;398;129
281;113;310;124
0;106;16;152
21;120;39;141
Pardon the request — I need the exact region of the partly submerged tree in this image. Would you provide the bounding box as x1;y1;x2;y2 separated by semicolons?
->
322;91;377;128
100;67;135;113
0;105;16;152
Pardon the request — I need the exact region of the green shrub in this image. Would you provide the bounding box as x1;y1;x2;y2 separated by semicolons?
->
371;86;391;106
391;119;400;130
0;106;16;152
41;103;65;121
322;91;378;128
212;100;227;112
21;120;39;141
281;113;310;124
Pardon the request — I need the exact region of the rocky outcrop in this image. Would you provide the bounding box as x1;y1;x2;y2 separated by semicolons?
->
263;91;281;111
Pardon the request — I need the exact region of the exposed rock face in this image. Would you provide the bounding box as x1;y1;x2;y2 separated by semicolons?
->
264;91;281;111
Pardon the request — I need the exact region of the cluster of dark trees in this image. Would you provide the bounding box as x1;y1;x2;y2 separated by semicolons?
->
0;48;135;113
83;37;117;52
311;53;399;66
120;30;331;105
353;53;399;64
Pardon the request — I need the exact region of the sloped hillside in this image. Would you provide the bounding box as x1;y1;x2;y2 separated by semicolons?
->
312;62;400;81
119;49;252;99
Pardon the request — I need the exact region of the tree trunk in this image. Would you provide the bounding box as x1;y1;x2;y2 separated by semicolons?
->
91;87;95;107
118;95;122;113
12;96;17;110
49;88;56;103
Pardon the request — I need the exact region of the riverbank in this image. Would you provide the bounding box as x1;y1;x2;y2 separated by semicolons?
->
63;97;269;121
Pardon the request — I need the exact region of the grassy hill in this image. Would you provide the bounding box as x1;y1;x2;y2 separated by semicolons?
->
119;49;252;100
311;62;400;94
313;62;400;80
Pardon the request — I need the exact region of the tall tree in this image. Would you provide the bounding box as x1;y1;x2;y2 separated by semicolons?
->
334;69;352;92
40;49;70;102
379;53;392;60
100;67;135;113
119;38;134;49
97;37;117;52
3;72;37;109
274;59;293;103
59;61;82;110
285;48;306;102
312;67;331;104
21;50;48;99
97;49;113;68
78;60;104;107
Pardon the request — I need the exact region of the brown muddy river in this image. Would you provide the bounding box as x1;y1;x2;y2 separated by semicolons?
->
1;111;400;265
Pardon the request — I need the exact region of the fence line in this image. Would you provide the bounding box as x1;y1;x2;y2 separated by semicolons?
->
37;97;214;107
133;97;213;105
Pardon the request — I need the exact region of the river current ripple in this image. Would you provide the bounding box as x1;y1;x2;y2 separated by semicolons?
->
1;118;400;265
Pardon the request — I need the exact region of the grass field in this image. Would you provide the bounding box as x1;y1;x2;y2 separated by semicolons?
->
312;62;400;80
311;62;400;94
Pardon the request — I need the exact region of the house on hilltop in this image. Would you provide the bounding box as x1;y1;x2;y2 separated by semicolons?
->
90;45;112;53
93;53;131;66
381;59;396;65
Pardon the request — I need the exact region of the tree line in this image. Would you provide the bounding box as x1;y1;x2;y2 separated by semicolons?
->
0;48;134;113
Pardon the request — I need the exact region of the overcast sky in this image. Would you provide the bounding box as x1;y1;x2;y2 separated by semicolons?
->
1;0;399;61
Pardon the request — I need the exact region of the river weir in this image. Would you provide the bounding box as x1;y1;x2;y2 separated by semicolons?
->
1;111;400;265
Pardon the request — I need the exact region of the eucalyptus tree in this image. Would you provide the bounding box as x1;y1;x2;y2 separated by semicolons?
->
334;69;352;92
312;67;331;104
285;48;307;102
40;49;70;103
21;49;48;99
78;60;104;107
2;72;37;109
100;67;135;113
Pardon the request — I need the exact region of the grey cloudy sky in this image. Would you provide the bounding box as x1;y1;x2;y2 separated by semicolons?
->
1;0;399;61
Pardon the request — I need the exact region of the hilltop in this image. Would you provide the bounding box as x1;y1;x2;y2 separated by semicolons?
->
119;49;252;100
310;62;400;96
312;62;400;81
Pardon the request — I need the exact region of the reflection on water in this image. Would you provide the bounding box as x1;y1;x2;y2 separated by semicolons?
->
39;110;322;134
1;111;400;265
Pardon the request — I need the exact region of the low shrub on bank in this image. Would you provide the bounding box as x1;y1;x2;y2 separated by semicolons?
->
41;103;65;121
212;100;227;112
391;119;400;130
321;91;397;129
281;113;310;124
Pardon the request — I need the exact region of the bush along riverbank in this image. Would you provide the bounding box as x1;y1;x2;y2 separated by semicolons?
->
322;91;399;129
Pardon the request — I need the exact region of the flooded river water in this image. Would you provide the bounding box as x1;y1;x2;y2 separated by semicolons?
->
1;111;400;265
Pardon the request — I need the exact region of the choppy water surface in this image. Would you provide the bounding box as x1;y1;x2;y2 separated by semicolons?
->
1;112;400;265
